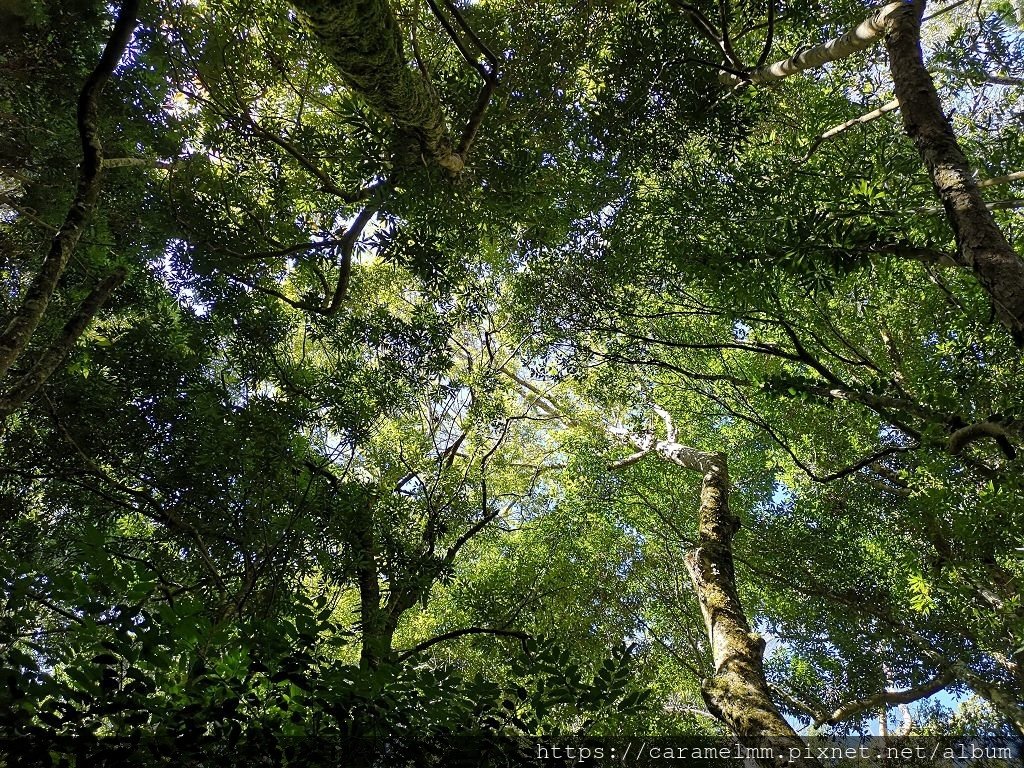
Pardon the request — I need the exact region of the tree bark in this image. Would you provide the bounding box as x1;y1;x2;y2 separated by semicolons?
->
885;0;1024;344
352;496;393;669
0;268;126;418
962;673;1024;738
290;0;463;172
0;0;137;381
607;424;820;764
719;3;902;86
682;453;819;766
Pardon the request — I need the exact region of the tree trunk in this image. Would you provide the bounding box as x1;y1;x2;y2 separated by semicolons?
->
290;0;463;172
885;0;1024;344
353;497;393;669
0;268;125;418
683;453;819;766
964;674;1024;738
0;0;137;382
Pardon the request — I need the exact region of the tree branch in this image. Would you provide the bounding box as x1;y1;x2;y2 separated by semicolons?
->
948;419;1017;458
397;627;528;660
816;669;957;727
0;268;126;418
885;0;1024;344
804;99;900;160
292;0;464;172
0;0;138;381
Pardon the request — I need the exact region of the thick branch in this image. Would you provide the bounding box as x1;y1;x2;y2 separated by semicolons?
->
291;0;463;171
719;3;902;85
102;156;175;169
768;374;945;423
816;669;956;727
948;420;1016;458
983;74;1024;87
977;171;1024;189
866;243;960;267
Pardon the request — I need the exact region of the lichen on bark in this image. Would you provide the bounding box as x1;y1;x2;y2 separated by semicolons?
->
683;457;822;767
290;0;463;171
884;0;1024;344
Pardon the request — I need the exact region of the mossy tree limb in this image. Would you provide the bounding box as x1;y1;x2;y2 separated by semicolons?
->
605;416;821;763
291;0;464;172
682;455;819;766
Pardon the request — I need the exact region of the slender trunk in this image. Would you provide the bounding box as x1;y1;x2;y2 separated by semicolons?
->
682;453;820;767
290;0;462;172
885;0;1024;344
353;498;391;669
602;420;818;760
805;99;900;159
0;268;125;418
0;0;137;380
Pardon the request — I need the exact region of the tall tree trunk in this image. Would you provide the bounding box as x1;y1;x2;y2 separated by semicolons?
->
352;496;393;669
963;674;1024;738
885;0;1024;344
290;0;463;172
503;370;821;760
682;453;819;766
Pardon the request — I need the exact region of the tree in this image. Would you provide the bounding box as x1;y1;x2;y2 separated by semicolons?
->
2;0;1023;761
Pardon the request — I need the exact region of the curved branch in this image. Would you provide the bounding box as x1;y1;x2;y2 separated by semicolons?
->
948;420;1016;458
397;627;528;660
0;0;138;381
816;669;957;727
720;3;902;85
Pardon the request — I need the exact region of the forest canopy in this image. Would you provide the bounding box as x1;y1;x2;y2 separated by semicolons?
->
1;0;1023;764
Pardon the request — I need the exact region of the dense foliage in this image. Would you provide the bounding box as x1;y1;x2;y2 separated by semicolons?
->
2;0;1023;764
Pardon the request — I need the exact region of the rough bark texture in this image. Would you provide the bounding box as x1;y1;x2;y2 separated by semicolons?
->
609;426;821;763
885;0;1024;344
0;0;138;382
719;2;902;85
291;0;463;171
682;454;819;766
